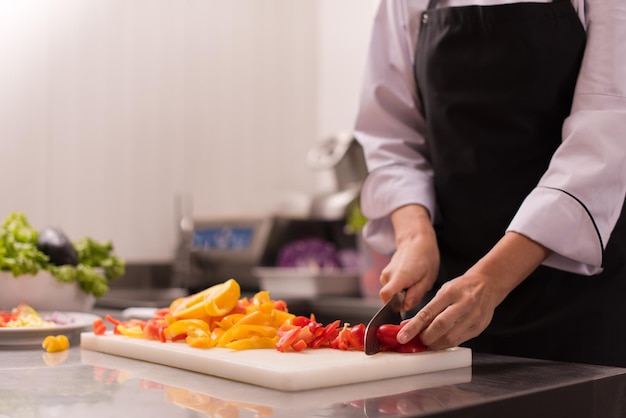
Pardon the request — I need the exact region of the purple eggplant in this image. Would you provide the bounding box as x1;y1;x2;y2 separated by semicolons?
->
37;227;78;266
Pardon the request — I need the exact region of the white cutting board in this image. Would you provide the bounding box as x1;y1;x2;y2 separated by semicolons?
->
80;349;473;409
80;332;471;392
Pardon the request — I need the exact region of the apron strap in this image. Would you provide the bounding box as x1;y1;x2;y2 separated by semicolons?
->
427;0;441;9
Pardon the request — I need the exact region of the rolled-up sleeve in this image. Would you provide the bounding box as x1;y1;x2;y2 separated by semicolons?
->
507;0;626;275
354;0;433;255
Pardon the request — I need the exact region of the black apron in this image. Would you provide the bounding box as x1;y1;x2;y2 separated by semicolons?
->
414;0;626;367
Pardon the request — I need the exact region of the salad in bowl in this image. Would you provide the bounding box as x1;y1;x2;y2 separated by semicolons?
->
0;212;125;312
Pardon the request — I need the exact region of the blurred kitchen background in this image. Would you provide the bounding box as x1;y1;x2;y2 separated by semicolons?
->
0;0;385;319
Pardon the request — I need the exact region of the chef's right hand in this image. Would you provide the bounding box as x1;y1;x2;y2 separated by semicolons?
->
379;204;439;311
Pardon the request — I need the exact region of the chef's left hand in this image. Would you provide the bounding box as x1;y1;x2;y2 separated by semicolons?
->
397;270;499;350
397;231;551;350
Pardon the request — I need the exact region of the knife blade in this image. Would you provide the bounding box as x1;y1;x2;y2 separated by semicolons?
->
364;291;405;355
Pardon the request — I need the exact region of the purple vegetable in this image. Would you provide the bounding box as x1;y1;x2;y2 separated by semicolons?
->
37;227;78;266
277;238;341;269
43;311;75;325
337;249;360;271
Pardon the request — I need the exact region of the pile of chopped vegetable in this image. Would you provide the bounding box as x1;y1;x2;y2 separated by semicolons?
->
0;303;56;328
94;278;367;352
0;212;125;297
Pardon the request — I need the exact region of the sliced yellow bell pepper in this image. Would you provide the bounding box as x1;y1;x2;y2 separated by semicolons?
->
272;309;296;327
169;279;240;319
117;324;145;338
216;313;245;330
248;291;271;307
234;310;269;326
203;279;241;316
246;301;276;315
217;324;277;346
185;328;217;349
164;319;210;340
231;310;295;329
211;327;226;340
225;335;278;350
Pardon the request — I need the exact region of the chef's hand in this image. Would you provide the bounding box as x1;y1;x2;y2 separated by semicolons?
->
397;231;551;350
379;204;439;311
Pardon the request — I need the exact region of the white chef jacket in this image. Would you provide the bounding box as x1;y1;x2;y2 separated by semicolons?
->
355;0;626;275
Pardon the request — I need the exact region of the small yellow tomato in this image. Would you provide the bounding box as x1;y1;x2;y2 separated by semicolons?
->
42;335;70;353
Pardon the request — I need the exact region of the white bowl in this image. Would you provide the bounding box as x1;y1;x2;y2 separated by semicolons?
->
252;267;360;299
0;271;96;312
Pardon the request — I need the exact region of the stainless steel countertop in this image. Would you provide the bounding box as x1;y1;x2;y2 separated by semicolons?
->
2;340;626;418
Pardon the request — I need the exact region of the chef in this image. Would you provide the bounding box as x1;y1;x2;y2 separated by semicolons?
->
354;0;626;367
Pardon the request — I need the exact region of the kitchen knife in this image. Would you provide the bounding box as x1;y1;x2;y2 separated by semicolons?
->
364;291;405;355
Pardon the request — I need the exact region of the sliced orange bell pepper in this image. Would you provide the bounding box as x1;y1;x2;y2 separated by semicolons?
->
271;310;296;327
169;279;240;319
203;279;241;316
164;319;210;341
117;324;145;339
225;335;278;350
215;313;245;329
234;310;270;326
217;324;277;346
248;290;271;307
232;309;295;329
245;301;273;315
185;328;217;349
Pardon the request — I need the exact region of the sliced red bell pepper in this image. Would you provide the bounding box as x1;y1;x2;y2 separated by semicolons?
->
310;320;340;349
276;327;301;352
291;339;308;352
292;316;311;327
143;317;168;342
105;314;120;326
347;323;365;351
93;318;107;335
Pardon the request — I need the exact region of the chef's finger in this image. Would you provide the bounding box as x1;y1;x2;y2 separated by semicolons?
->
379;281;400;303
426;319;476;351
419;305;463;348
397;280;460;343
397;299;445;344
422;301;489;350
380;274;431;310
379;270;414;303
402;282;431;311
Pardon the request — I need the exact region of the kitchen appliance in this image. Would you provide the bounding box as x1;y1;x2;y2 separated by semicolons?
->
183;215;358;293
175;132;369;294
306;131;367;220
81;333;472;391
183;216;273;292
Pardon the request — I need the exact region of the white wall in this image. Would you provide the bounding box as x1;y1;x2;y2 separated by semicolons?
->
316;0;377;140
0;0;377;262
